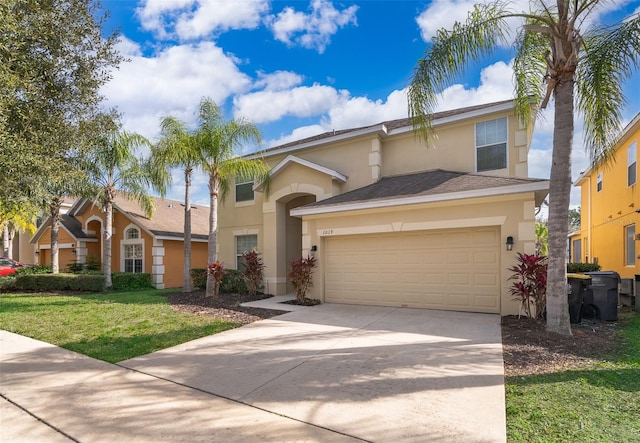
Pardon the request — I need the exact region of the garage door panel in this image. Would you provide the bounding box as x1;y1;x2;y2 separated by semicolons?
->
325;227;500;313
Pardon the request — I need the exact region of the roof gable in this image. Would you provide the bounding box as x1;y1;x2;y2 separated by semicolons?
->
255;155;347;191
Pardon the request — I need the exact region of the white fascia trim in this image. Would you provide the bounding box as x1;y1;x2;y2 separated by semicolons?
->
291;181;549;217
154;235;209;243
254;155;348;191
247;126;389;160
389;101;515;137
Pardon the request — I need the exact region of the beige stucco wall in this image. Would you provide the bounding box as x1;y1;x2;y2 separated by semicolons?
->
299;193;538;315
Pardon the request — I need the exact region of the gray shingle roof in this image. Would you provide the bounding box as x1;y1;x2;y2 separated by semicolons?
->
260;99;514;154
304;169;548;208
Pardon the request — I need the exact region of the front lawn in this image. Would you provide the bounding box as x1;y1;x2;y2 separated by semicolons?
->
505;312;640;442
0;290;239;363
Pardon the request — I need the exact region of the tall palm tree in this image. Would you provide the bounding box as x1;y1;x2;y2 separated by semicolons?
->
195;97;268;298
408;1;640;335
152;116;201;292
88;129;159;288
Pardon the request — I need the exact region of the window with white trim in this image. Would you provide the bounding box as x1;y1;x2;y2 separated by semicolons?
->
628;141;637;186
625;224;636;266
596;172;603;192
235;235;257;270
122;226;143;273
476;117;507;172
235;177;254;203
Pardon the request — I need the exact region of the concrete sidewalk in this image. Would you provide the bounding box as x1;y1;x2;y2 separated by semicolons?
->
0;331;360;442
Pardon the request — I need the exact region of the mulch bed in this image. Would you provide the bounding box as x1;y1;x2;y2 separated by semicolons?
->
166;291;624;377
165;291;288;325
501;314;621;377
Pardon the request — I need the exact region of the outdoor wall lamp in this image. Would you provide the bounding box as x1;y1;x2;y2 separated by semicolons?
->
310;245;318;256
506;236;514;251
35;250;39;256
72;249;77;256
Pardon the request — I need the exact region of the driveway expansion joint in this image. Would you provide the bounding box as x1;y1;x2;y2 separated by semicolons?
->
1;394;78;443
116;363;372;443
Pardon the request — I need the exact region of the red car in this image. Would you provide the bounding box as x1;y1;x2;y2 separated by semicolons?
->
0;257;25;277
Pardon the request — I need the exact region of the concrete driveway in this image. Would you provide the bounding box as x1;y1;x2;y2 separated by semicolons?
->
1;303;506;442
122;303;506;442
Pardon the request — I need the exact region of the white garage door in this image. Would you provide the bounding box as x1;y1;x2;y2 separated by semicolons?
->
324;227;501;313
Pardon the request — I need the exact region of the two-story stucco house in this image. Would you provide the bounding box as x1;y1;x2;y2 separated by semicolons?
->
218;99;549;315
572;113;640;278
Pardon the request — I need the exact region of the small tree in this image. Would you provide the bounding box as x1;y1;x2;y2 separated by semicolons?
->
207;261;226;298
288;256;317;303
242;250;264;296
509;253;548;318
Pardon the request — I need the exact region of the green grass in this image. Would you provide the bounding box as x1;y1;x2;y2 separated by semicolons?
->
0;290;239;363
506;312;640;442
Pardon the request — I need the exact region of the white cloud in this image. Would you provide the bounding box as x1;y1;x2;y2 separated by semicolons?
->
267;0;358;53
233;84;347;123
416;0;530;44
254;70;304;91
137;0;269;40
102;40;252;140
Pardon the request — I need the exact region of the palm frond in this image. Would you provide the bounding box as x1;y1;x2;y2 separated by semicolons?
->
577;13;640;165
408;1;512;140
513;25;549;123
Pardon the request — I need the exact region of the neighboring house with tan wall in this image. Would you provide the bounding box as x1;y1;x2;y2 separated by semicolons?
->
572;113;640;278
31;194;210;288
218;99;549;315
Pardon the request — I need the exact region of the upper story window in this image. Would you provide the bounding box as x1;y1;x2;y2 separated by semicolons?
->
126;227;140;239
476;117;507;172
628;141;637;186
235;177;254;203
596;172;603;192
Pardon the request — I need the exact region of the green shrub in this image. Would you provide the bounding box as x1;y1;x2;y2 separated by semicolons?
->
220;269;248;294
15;273;105;292
111;273;152;291
67;261;85;273
567;262;601;273
190;268;248;293
0;276;17;292
85;256;102;271
15;265;52;275
191;268;207;290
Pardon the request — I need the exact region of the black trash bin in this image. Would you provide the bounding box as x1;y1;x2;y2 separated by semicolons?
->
585;271;620;321
567;273;591;323
635;275;640;312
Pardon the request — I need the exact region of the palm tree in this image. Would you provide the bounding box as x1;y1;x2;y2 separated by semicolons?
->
88;129;159;288
195;97;268;297
152;116;201;292
408;1;640;335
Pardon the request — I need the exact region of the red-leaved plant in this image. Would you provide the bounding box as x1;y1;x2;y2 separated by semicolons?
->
509;253;548;318
207;261;226;298
242;250;265;296
288;256;317;302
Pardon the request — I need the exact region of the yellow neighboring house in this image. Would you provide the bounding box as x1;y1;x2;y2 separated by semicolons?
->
572;113;640;278
218;99;549;315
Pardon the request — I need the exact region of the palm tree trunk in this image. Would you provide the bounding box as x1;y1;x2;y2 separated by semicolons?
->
2;224;10;257
545;78;574;336
104;200;113;288
205;173;219;298
50;201;62;274
183;168;192;293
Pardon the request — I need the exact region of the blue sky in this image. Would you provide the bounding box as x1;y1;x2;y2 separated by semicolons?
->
98;0;640;208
